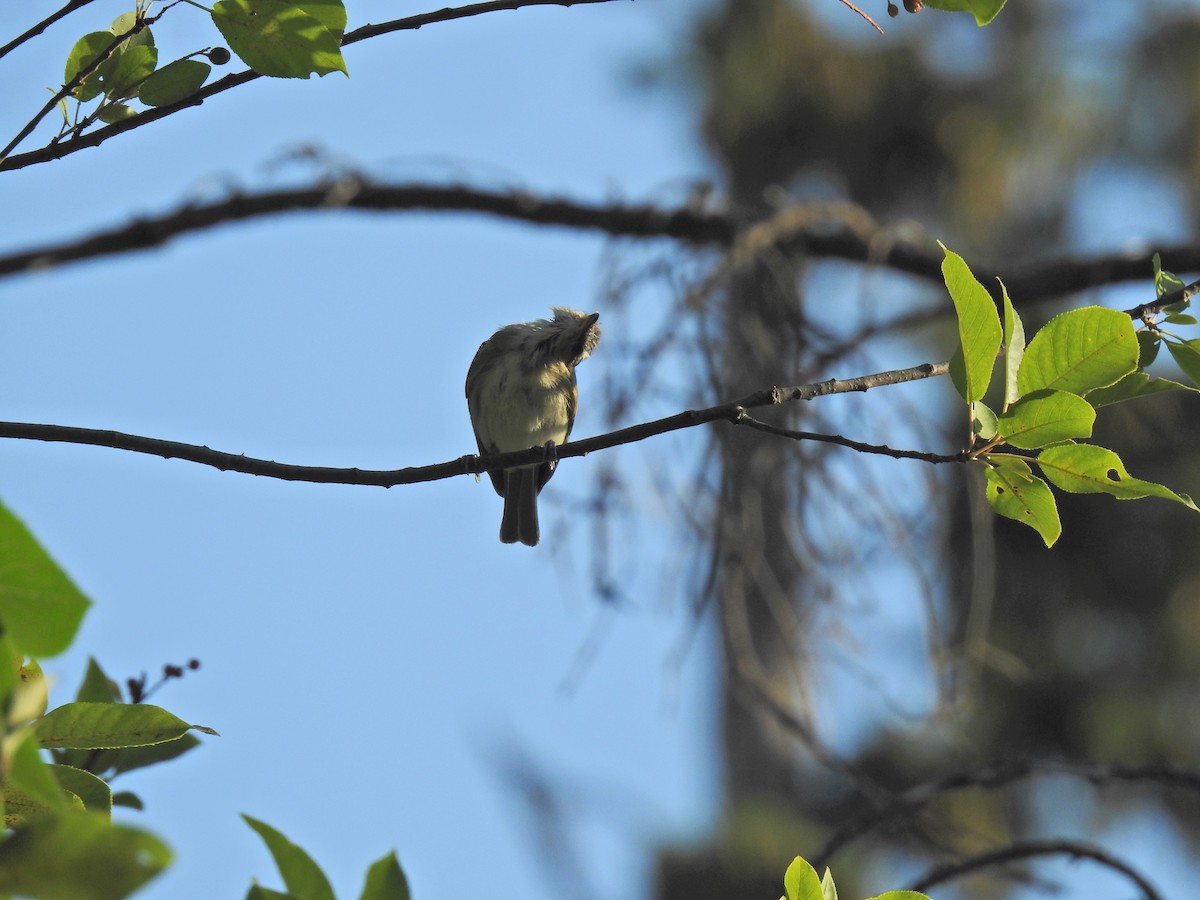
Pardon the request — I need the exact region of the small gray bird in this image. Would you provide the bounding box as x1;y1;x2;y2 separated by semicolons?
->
466;308;601;546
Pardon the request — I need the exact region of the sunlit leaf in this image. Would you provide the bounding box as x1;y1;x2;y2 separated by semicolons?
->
1001;280;1025;410
1037;443;1198;510
983;456;1061;547
921;0;1006;25
212;0;347;79
941;245;1002;403
995;389;1094;450
1017;306;1137;396
781;856;823;900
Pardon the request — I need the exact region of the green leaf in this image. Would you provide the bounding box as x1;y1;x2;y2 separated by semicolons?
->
941;245;1002;404
138;59;211;106
101;44;157;98
782;856;824;900
212;0;348;79
1137;329;1160;367
243;814;336;900
1165;338;1200;387
293;0;348;41
112;791;144;810
1037;443;1199;510
921;0;1006;25
246;885;298;900
971;401;997;440
865;893;933;900
995;389;1095;450
109;13;155;51
97;101;137;123
820;866;838;900
1087;371;1196;406
8;730;64;812
76;657;121;703
1165;313;1199;326
0;814;170;900
0;501;90;657
108;731;202;777
1153;252;1186;297
360;851;411;900
50;765;112;818
64;32;117;101
34;702;217;750
1017;306;1138;396
982;457;1061;547
1000;280;1025;410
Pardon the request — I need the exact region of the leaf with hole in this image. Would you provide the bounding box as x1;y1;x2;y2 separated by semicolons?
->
1037;443;1198;510
983;456;1061;547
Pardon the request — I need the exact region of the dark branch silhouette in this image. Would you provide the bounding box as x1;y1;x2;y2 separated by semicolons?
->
0;361;952;484
0;0;100;62
814;757;1200;870
909;838;1161;900
2;177;1197;316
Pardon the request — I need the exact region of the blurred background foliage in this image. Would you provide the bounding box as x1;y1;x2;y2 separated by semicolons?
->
607;1;1200;897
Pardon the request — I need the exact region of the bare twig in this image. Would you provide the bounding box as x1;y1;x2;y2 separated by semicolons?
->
0;0;629;171
735;411;964;463
813;757;1200;869
909;838;1161;900
835;0;884;35
0;0;99;62
0;360;952;484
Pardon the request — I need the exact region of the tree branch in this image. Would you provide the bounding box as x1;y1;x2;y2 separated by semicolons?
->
909;838;1162;900
0;0;628;171
2;177;1197;313
813;757;1200;870
0;361;951;484
0;0;99;62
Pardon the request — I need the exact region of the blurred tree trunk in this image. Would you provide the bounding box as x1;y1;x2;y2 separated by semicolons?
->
655;2;1200;897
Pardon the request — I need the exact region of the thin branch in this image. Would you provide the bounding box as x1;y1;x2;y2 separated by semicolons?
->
0;360;952;484
0;0;99;62
2;177;1197;312
835;0;884;35
909;838;1162;900
813;757;1200;869
0;0;628;172
735;411;964;463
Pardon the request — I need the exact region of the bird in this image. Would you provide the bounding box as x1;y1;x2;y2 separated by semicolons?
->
466;307;601;546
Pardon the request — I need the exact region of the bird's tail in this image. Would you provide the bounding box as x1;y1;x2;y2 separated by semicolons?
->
500;467;540;546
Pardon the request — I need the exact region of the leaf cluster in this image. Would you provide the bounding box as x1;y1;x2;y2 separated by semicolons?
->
779;855;928;900
55;1;348;142
942;247;1198;546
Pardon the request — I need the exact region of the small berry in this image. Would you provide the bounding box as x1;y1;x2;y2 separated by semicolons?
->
208;47;232;65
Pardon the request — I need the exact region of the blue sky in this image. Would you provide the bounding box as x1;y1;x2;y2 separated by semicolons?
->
0;2;722;898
